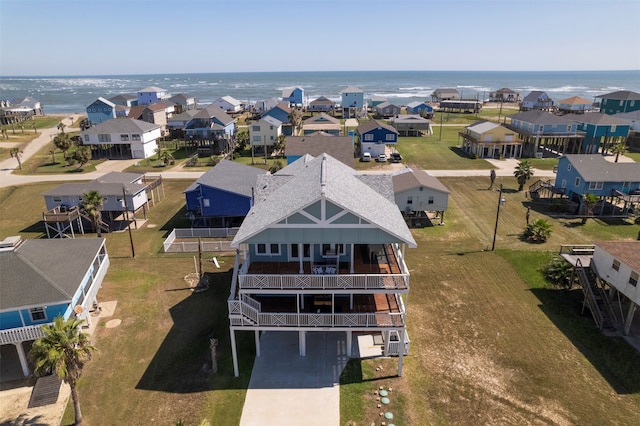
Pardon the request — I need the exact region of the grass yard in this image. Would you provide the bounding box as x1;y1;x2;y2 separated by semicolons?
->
1;173;639;425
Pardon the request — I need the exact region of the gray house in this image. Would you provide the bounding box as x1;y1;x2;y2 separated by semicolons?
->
392;168;450;223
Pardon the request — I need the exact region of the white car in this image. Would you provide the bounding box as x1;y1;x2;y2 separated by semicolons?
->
376;153;387;162
361;152;372;162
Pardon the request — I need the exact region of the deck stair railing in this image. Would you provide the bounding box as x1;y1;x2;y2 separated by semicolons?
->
575;258;615;331
79;211;110;234
590;261;618;329
528;179;554;200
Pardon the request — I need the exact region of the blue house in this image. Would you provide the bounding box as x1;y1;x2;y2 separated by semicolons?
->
341;86;364;118
506;110;583;157
108;93;137;107
521;91;554;111
184;160;266;227
570;113;631;154
137;86;170;105
597;90;640;115
282;87;304;106
185;105;236;139
406;101;434;117
262;102;294;135
0;237;110;379
357;119;398;157
554;154;640;215
86;97;116;126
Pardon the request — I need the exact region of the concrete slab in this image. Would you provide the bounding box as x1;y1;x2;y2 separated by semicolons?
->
240;331;348;426
354;334;383;358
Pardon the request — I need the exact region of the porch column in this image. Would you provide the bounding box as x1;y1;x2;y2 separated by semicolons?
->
298;243;304;274
230;328;239;377
383;331;391;356
350;244;355;273
397;329;405;377
346;330;352;357
299;330;306;357
14;342;30;377
624;302;637;336
255;330;261;357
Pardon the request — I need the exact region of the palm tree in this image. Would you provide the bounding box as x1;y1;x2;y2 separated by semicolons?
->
74;146;92;169
54;133;73;160
523;218;552;243
158;149;174;166
30;316;95;426
274;134;286;158
57;121;66;133
9;147;23;169
82;190;105;237
513;159;534;191
581;192;599;224
610;142;627;163
288;108;302;136
543;256;575;289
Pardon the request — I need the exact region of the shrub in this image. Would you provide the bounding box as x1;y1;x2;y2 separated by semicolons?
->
523;219;552;243
542;255;575;289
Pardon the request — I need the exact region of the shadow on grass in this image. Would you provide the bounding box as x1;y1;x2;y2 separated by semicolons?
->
159;205;191;235
136;270;254;393
19;221;45;235
2;413;49;426
339;359;398;384
448;146;475;159
529;287;640;395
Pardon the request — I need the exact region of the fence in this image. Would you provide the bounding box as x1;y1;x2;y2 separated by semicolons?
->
163;227;238;253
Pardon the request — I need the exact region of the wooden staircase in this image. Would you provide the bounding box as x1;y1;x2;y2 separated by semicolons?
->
79;211;110;234
528;179;555;200
575;258;617;331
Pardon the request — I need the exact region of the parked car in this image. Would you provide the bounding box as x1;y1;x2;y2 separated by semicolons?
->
390;152;402;163
361;152;371;162
376;153;387;162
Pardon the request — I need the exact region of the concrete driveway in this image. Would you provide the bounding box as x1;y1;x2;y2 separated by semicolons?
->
239;331;348;426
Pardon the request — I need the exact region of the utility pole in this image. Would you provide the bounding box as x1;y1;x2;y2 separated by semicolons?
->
122;187;135;258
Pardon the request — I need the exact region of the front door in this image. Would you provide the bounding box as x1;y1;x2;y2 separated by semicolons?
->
290;243;312;261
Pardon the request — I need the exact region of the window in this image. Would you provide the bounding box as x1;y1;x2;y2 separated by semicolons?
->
30;307;46;322
567;164;572;171
561;179;567;188
407;196;413;205
610;125;616;132
256;244;267;254
428;196;434;204
98;134;111;142
630;271;639;287
270;244;280;255
589;181;603;190
528;124;532;131
566;125;572;132
84;134;90;142
290;244;311;259
53;196;62;202
612;260;620;271
253;136;261;142
364;134;373;141
132;134;141;141
120;134;129;141
622;182;631;192
252;125;260;132
575;177;581;187
322;244;345;256
631;101;635;107
202;199;210;207
620;100;624;106
386;134;395;141
256;243;280;256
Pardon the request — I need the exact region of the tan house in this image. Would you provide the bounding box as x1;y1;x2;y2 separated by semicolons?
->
302;113;341;135
389;114;431;136
459;121;522;158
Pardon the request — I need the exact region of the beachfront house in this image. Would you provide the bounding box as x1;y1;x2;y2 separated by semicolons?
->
570;113;631;154
254;98;280;114
488;88;520;103
374;102;402;118
459;121;522;159
185;104;236;140
249;116;282;151
108;93;138;107
137;86;170;105
557;96;593;114
554;154;640;215
302;113;341;135
226;153;417;377
285;133;354;166
590;241;640;336
168;93;197;113
369;95;388;108
406;101;434;118
506;110;583;157
86;97;116;126
308;96;335;112
0;97;43;124
431;88;460;102
597;90;640;115
357;119;398;157
392;168;450;219
81;117;161;159
262;102;293;135
282;87;304;106
184;160;266;227
521;91;554;111
0;237;109;380
389;114;431;137
213;96;243;113
341;86;365;118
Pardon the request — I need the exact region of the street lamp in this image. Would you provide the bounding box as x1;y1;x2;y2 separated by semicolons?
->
491;184;506;251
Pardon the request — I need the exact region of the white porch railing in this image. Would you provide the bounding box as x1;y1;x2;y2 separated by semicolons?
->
239;273;408;291
163;227;238;252
384;330;411;356
0;324;46;345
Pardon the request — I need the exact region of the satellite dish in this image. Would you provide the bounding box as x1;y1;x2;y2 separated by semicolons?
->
74;305;84;314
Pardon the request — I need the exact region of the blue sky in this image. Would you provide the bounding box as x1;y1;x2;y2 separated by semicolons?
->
1;0;639;76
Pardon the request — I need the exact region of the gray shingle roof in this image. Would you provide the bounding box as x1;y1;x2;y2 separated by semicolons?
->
507;110;574;125
392;168;450;194
567;112;630;126
193;105;235;125
563;154;640;182
0;239;104;310
342;86;363;93
186;159;266;197
357;119;398;135
42;172;146;197
522;91;549;102
285;135;354;167
232;154;416;247
596;90;640;101
82;118;159;135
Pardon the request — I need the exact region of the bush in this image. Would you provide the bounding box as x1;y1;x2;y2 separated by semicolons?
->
542;255;575;289
523;219;552;243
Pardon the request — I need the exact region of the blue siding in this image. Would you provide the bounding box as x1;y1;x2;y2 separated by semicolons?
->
287;154;303;164
263;108;290;124
342;92;364;108
600;99;640;115
86;99;115;125
284;88;304;105
0;311;24;329
0;303;69;330
189;185;253;217
359;128;397;144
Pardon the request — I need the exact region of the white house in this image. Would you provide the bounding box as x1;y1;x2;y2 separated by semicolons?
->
213;96;243;113
591;241;640;336
249;116;282;149
392;168;450;218
81;118;161;159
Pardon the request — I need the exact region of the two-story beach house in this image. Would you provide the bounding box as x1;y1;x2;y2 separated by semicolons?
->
389;114;431;137
357;119;398;157
227;153;416;377
596;90;640;115
557;96;593;114
505;110;583;157
282;87;304;106
0;237;110;379
392;168;450;223
81;117;161;159
569;112;631;154
521;91;554;111
341;86;365;118
137;86;170;105
459;121;522;158
86;97;116;126
554;154;640;215
248;116;283;152
302;113;341;135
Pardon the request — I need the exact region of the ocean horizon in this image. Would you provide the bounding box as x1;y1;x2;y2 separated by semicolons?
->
1;70;639;114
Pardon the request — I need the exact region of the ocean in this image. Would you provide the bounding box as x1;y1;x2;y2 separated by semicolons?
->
1;70;639;114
